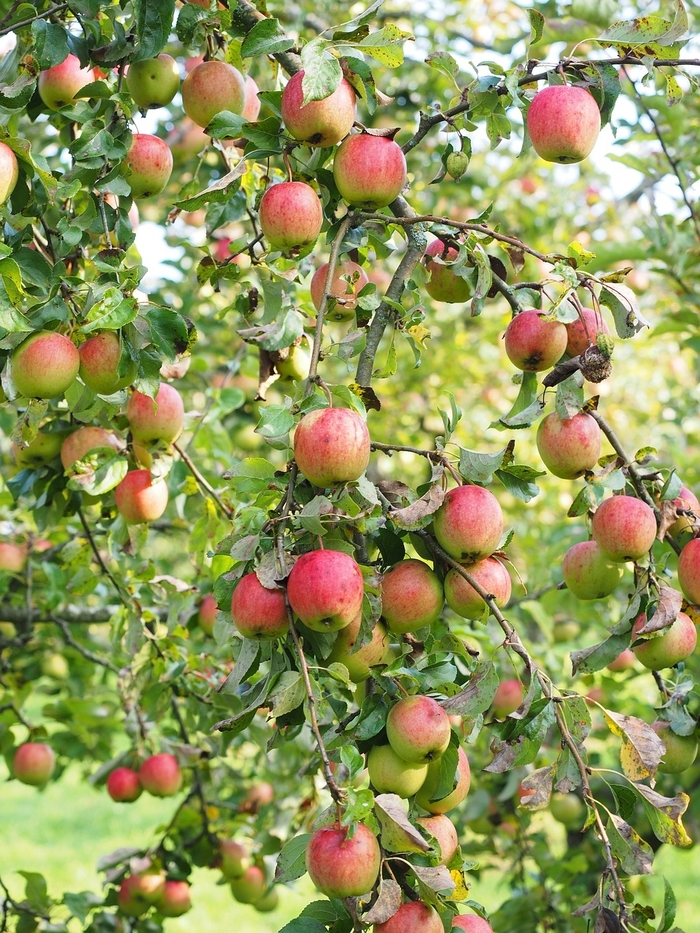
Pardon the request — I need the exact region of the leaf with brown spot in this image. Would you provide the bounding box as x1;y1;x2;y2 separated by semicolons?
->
633;784;692;847
390;475;446;530
606;813;654;875
349;382;381;411
601;708;664;780
518;765;553;811
360;879;402;925
635;587;683;635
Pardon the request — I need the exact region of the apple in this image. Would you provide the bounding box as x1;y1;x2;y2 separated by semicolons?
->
281;70;356;147
444;556;512;620
669;485;699;536
491;679;523;718
536;411;601;479
197;594;218;636
229;865;267;905
41;651;69;679
373;901;443;933
242;74;261;121
562;540;623;599
591;495;657;563
79;332;137;394
126;383;184;444
107;766;142;802
115;470;169;524
167;119;210;159
126;54;180;110
416;813;459;864
38;54;96;110
181;60;246;128
138;752;181;796
631;610;697;670
386;695;451;764
0;141;19;206
381;559;444;634
293;407;371;486
242;781;274;812
122;134;173;199
277;343;310;381
424;239;473;303
0;542;27;573
12;331;80;398
565;307;610;358
651;722;698;774
219;839;250;880
678;537;700;603
286;549;364;632
326;613;390;682
118;872;165;917
415;744;471;814
553;618;580;642
61;425;122;471
527;84;601;163
504;309;568;372
259;181;323;251
333;132;407;209
253;887;278;912
156;880;191;917
367;744;429;797
12;742;56;786
606;648;636;672
305;822;380;898
13;430;67;468
310;259;369;319
549;792;585;828
452;914;495;932
230;571;289;640
433;484;504;562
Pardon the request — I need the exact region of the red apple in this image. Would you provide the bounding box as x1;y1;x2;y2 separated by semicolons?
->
310;259;369;319
12;331;79;398
373;901;443;933
182;60;246;128
562;540;623;599
0;542;27;573
281;70;356;147
381;559;444;634
606;648;636;672
61;425;122;471
122;134;173;199
651;721;698;774
219;839;250;880
38;54;96;110
504;309;568;372
445;557;512;619
230;571;288;640
536;411;601;479
0;141;19;206
242;74;261;121
118;872;165;917
326;612;390;682
452;914;495;932
333;132;407;209
12;742;55;786
126;383;184;443
229;864;268;905
287;549;364;632
424;239;473;303
386;695;452;763
293;407;371;486
197;593;218;636
259;181;323;251
416;745;471;814
416;813;459;864
156;880;192;917
107;766;142;802
678;537;700;603
433;484;504;562
367;744;429;797
79;331;137;394
126;54;180;110
115;470;169;524
491;679;523;718
527;84;601;164
305;822;380;898
138;752;182;796
565;307;610;358
669;486;700;536
591;495;657;563
631;611;697;670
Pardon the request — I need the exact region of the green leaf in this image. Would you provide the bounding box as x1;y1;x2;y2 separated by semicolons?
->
597;1;688;58
146;307;191;359
300;41;342;104
493;371;544;430
495;464;542;502
606;813;654;875
440;660;499;717
526;9;545;46
31;22;70;69
330;0;385;38
269;671;306;717
274;833;312;884
356;24;413;68
634;784;692;847
599;285;649;338
241;19;294;59
19;872;50;913
657;877;678;933
458;446;508;484
425;51;461;82
131;0;176;60
570;631;631;675
81;289;138;333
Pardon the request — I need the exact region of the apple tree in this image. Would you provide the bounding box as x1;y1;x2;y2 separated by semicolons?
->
1;1;700;931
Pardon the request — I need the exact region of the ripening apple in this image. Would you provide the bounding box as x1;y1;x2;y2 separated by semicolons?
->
41;651;69;680
651;721;698;774
452;914;495;933
293;407;371;486
286;549;364;632
157;880;192;917
550;792;585;828
38;54;96;109
259;181;323;251
182;60;246;127
79;331;137;394
310;260;369;320
631;611;697;670
107;766;142;802
126;383;184;444
242;74;261;121
416;813;459;864
504;309;568;372
381;559;444;634
13;430;67;468
527;84;601;164
281;70;356;147
444;557;512;619
118;872;166;917
491;679;523;718
305;822;380;898
253;887;278;913
122;134;173;199
424;239;473;303
0;542;27;573
115;470;169;524
0;141;19;206
386;695;452;763
416;744;471;814
230;571;288;640
326;612;390;682
591;495;657;563
433;484;504;562
277;343;310;381
61;425;122;471
367;744;429;797
678;537;700;603
219;839;250;880
197;594;218;636
12;331;80;398
333;132;407;209
229;865;268;905
669;486;700;536
12;742;56;786
562;540;623;599
536;411;601;479
126;54;180;110
138;752;182;796
606;647;636;672
565;307;610;358
373;901;443;933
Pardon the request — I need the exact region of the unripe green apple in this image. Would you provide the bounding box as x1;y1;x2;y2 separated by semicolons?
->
38;54;96;110
631;611;697;670
310;260;369;319
565;307;610;358
219;839;250;880
562;540;623;599
122;134;173;199
536;411;601;479
305;822;380;898
79;332;137;394
12;331;80;398
277;344;310;381
373;901;443;933
230;571;288;640
287;549;364;632
380;559;444;634
281;70;356;147
182;60;246;128
591;495;657;563
253;886;278;912
367;744;429;797
115;470;169;524
651;721;698;774
424;239;473;303
293;407;371;486
504;309;568;372
444;557;511;619
259;181;323;251
386;695;451;763
0;141;19;206
126;54;180;110
12;742;56;786
41;652;69;679
527;84;601;164
333;132;407;209
326;612;389;682
549;792;585;828
415;745;471;814
433;484;504;562
13;430;67;468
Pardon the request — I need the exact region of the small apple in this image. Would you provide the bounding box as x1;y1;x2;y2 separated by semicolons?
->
416;813;459;864
416;744;471;814
452;914;495;932
367;744;429;797
229;865;268;905
305;822;380;898
13;430;67;468
424;239;473;303
527;84;601;164
565;307;610;358
651;721;698;774
253;887;278;912
156;880;192;917
433;484;504;562
550;792;585;828
287;549;364;632
606;648;636;672
230;571;288;640
107;766;142;802
241;781;274;812
126;383;184;444
181;60;246;128
381;559;444;635
444;557;512;620
553;618;580;642
277;343;310;381
12;742;55;786
126;54;180;110
333;131;407;209
0;141;19;206
504;309;568;372
591;495;657;563
219;839;250;880
259;181;323;251
79;332;137;394
536;411;601;479
197;594;218;636
281;70;356;147
491;679;523;718
122;134;173;199
631;611;697;670
310;260;369;319
326;613;390;682
61;426;122;471
12;331;80;398
386;695;451;764
562;540;623;599
242;74;261;121
373;901;443;933
669;486;700;536
41;652;69;679
115;470;169;524
38;54;96;109
293;407;371;486
138;752;182;796
118;872;165;917
0;542;27;573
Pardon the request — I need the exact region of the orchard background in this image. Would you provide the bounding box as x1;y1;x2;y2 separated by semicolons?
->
1;0;700;931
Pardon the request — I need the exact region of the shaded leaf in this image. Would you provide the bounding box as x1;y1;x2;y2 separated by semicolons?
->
601;708;664;780
374;794;430;854
361;880;402;925
633;784;692;847
275;833;311;884
606;814;654;875
636;587;682;635
518;764;553;810
440;660;499;717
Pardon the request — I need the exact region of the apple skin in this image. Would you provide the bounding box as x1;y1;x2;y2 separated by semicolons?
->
229;865;267;905
219;839;250;880
38;54;96;110
122;134;173;199
631;611;697;670
527;84;601;164
230;571;289;640
333;133;407;209
259;181;323;251
79;332;137;394
138;752;182;796
126;383;184;444
197;593;218;636
416;744;471;814
118;873;166;917
677;537;700;604
305;822;380;898
651;721;698;774
565;307;610;358
12;742;56;786
281;70;356;147
126;54;180;110
326;612;390;682
433;484;504;562
277;344;310;381
0;141;19;206
310;260;369;319
504;309;568;372
182;60;246;128
452;914;495;933
253;887;278;912
115;470;169;524
61;425;122;471
562;540;623;599
287;549;364;632
445;556;511;620
373;901;443;933
294;407;371;486
13;430;67;468
242;75;261;121
416;813;459;864
106;766;142;802
381;559;444;635
536;411;601;479
156;880;192;917
424;239;472;303
0;542;27;573
606;647;637;672
591;495;657;563
367;744;429;797
12;331;80;398
669;485;700;536
386;695;452;764
550;792;585;828
491;679;523;718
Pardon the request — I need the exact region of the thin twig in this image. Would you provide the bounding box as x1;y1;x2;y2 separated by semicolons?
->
174;442;234;519
0;2;69;36
52;616;121;674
